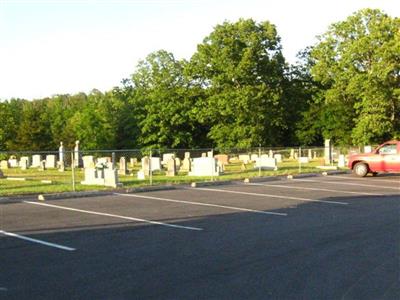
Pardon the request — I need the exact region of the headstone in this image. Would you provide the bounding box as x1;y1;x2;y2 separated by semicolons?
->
166;158;176;176
184;152;191;159
364;145;372;153
32;155;42;167
207;151;213;158
39;160;46;171
238;154;250;164
82;156;95;169
299;157;309;164
338;154;346;168
181;157;192;172
130;158;137;167
175;157;181;169
141;156;150;176
97;157;112;165
294;152;298;160
59;160;65;172
81;168;104;186
254;157;278;170
150;157;161;171
250;154;259;162
189;157;219;176
269;150;273;158
118;157;128;175
308;149;312;159
324;139;333;165
59;142;65;164
104;168;119;188
201;153;207;158
8;156;18;168
273;154;282;163
0;160;9;169
45;155;56;168
137;170;145;180
313;151;318;159
214;154;229;166
74;140;82;167
20;156;30;167
20;157;29;170
289;149;295;159
81;166;119;188
162;153;175;166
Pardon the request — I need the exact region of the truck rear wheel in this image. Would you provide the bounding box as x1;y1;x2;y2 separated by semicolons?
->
354;162;368;177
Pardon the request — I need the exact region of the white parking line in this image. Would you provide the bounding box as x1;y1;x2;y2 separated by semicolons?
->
192;187;349;205
246;182;382;196
0;230;76;251
328;175;400;184
292;179;400;190
24;201;202;231
114;193;288;216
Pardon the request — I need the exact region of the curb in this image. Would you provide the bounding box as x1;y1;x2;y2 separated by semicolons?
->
243;176;282;183
191;180;233;188
287;173;320;179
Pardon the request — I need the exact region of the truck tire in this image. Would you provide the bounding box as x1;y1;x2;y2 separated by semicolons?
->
354;162;368;177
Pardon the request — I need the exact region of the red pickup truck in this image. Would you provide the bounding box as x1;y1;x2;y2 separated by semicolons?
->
348;140;400;177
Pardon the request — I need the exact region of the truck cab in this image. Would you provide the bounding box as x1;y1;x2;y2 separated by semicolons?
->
348;141;400;177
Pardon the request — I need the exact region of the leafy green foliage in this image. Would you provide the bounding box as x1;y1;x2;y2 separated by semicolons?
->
188;19;287;148
307;9;400;145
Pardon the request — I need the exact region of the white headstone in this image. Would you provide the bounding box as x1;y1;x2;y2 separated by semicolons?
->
273;154;282;163
299;157;309;164
150;157;161;171
338;154;346;168
0;160;9;169
141;156;150;176
137;170;146;180
324;139;333;164
238;154;250;164
59;142;65;163
74;140;82;167
82;156;95;168
181;157;192;172
20;157;29;170
32;155;42;167
268;150;273;158
118;157;128;175
162;153;175;165
254;157;278;170
308;149;312;159
45;155;56;168
8;157;18;168
189;157;220;176
166;158;176;176
250;154;259;162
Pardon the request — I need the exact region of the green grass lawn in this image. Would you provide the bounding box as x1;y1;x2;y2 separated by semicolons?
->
0;159;342;197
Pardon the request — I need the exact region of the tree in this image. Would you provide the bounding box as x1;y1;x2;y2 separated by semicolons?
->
188;18;287;148
309;9;400;145
131;50;200;148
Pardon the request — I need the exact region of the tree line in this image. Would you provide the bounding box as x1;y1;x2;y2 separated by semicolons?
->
0;9;399;151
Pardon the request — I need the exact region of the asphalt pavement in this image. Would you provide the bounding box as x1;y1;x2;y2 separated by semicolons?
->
1;174;399;299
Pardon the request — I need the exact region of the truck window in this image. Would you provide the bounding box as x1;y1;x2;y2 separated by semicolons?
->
378;144;397;154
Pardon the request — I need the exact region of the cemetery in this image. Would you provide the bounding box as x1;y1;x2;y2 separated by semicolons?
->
0;141;354;197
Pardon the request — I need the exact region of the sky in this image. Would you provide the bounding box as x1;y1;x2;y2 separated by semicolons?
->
0;0;399;100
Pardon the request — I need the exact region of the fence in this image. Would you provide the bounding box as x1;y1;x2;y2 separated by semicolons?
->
0;145;362;197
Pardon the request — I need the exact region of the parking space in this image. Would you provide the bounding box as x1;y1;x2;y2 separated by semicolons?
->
1;173;399;299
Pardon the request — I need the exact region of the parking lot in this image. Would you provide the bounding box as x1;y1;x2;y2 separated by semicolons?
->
1;173;399;299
